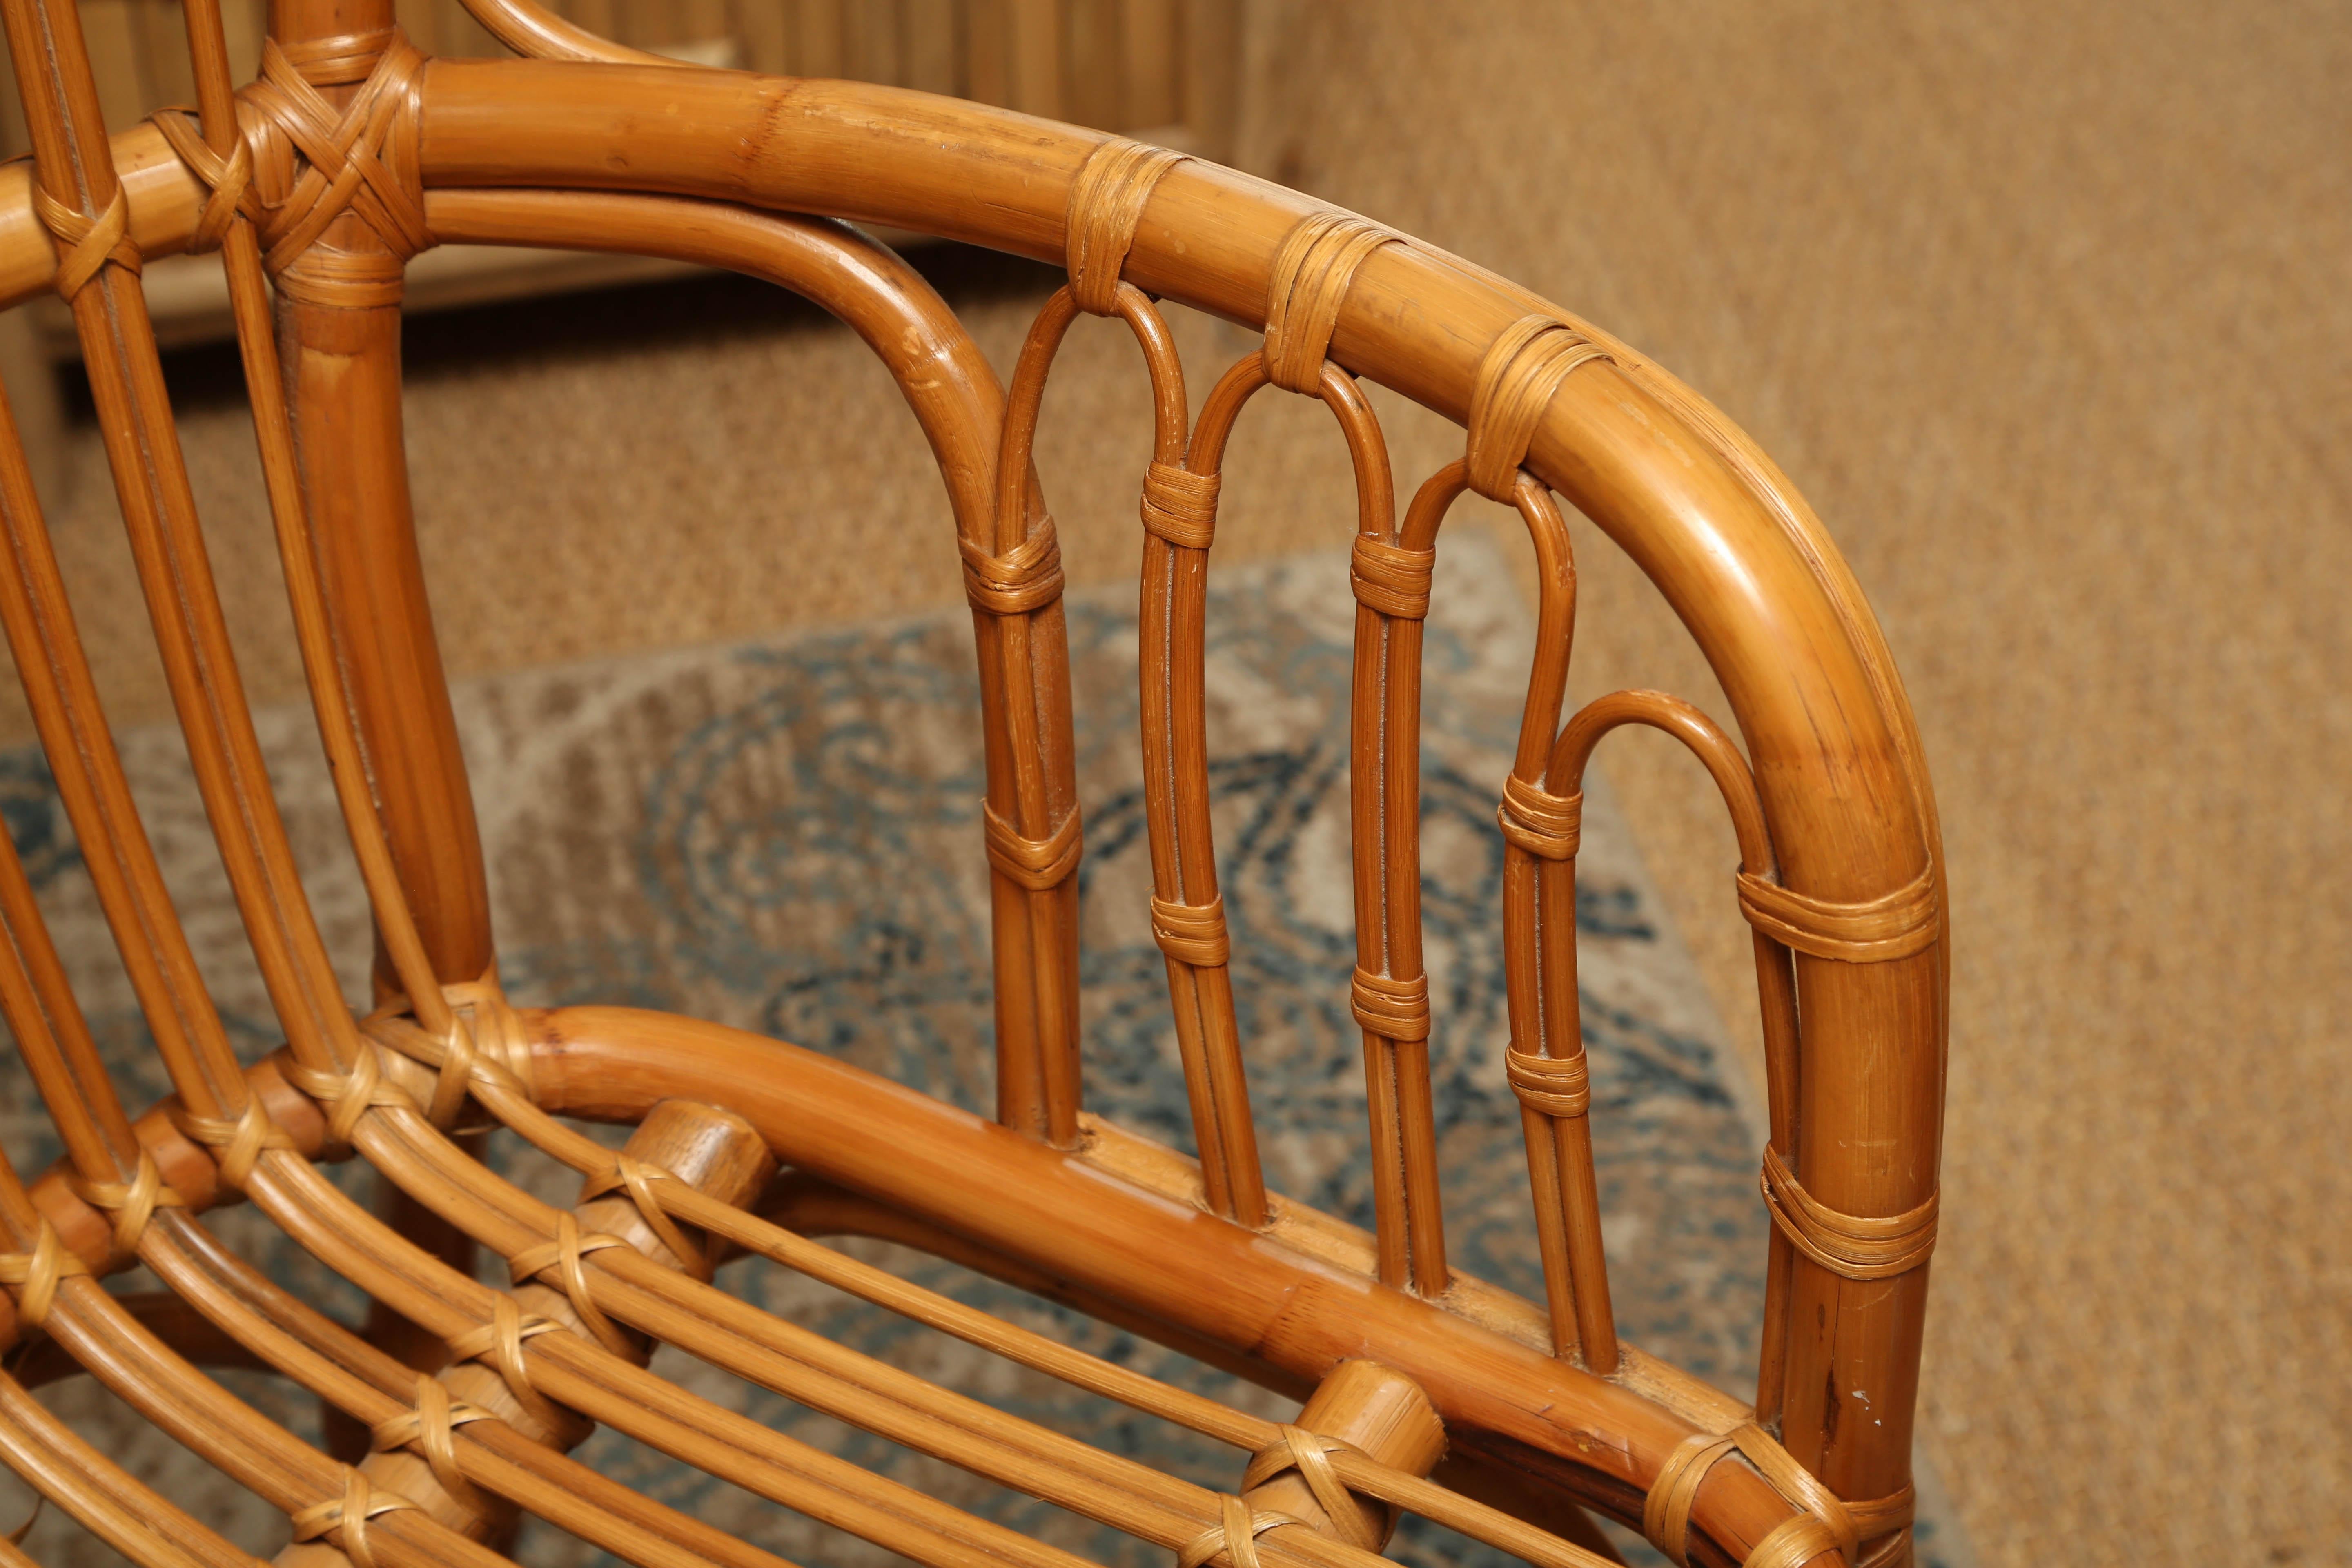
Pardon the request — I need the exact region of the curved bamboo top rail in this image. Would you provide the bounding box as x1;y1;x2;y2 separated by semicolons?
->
0;56;1946;1515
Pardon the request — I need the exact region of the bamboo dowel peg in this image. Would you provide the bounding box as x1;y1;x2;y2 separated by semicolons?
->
1241;1359;1446;1552
276;1099;775;1563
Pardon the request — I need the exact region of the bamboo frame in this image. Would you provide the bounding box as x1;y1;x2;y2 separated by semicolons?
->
0;4;1945;1567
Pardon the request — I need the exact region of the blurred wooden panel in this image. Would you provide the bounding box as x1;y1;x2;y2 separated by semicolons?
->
1007;0;1061;117
1121;0;1177;130
791;0;844;78
135;0;196;109
903;0;958;96
78;0;149;131
844;0;900;85
1065;0;1120;132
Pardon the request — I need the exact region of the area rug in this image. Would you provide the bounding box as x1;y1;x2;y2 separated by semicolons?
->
0;534;1961;1567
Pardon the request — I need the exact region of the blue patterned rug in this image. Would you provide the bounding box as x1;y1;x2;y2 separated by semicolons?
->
0;535;1963;1567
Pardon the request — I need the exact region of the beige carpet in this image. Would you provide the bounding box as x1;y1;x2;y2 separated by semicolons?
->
2;2;2343;1563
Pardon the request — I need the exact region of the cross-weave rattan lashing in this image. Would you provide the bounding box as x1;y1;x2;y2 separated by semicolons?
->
0;2;1949;1566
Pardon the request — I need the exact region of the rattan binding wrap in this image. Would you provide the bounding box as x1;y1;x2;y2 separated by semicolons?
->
0;2;1948;1565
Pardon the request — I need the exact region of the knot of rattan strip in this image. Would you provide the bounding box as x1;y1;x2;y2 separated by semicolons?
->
1644;1422;1858;1568
284;1039;416;1154
31;184;140;299
1176;1495;1307;1568
578;1153;715;1281
370;1373;497;1520
1350;968;1430;1042
150;109;260;252
365;974;537;1125
0;1220;91;1343
1262;210;1396;394
1505;1047;1590;1119
289;1470;421;1568
1143;462;1221;549
1065;138;1189;316
166;1097;298;1192
1847;1485;1918;1564
63;1151;187;1264
984;800;1083;892
1760;1144;1938;1282
1151;893;1231;967
1496;775;1581;860
960;519;1066;615
508;1213;636;1358
445;1295;585;1447
234;28;430;305
1350;536;1434;619
1465;315;1613;503
1240;1426;1390;1551
1735;861;1937;964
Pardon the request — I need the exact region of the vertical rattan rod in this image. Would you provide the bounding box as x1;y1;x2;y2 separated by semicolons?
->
1545;692;1785;1393
1394;462;1598;1357
1308;363;1451;1297
979;289;1087;1146
170;0;460;1042
0;0;360;1080
266;0;495;998
0;368;250;1125
1117;299;1267;1227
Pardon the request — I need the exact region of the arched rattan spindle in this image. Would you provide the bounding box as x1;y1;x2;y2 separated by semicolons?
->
1408;314;1619;1366
1536;690;1791;1388
1241;209;1463;1296
1049;136;1271;1224
971;256;1089;1149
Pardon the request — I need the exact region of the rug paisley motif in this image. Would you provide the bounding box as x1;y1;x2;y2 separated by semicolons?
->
0;535;1958;1567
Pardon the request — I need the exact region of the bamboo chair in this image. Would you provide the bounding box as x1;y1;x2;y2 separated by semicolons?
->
0;3;1948;1567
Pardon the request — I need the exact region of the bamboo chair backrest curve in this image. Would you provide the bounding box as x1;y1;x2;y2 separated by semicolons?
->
0;4;1945;1568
